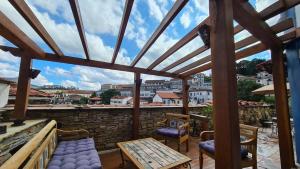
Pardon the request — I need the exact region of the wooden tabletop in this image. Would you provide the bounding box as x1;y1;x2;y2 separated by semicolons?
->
117;138;191;169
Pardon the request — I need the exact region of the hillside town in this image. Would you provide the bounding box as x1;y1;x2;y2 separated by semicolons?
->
0;68;273;107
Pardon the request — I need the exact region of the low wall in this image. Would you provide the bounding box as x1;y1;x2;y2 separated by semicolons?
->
0;105;273;151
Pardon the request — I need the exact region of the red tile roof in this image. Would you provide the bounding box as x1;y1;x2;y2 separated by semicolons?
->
9;84;53;97
156;92;181;99
111;96;130;99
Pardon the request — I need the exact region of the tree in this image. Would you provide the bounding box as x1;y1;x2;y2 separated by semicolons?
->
100;89;120;104
79;97;89;104
91;92;97;98
236;58;266;76
237;80;265;101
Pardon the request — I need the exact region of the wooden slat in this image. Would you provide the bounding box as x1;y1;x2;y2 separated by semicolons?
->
146;18;210;70
0;45;181;78
209;0;241;168
0;11;45;58
175;18;293;74
69;0;90;60
0;120;56;169
13;56;32;120
111;0;134;64
233;1;281;48
130;0;188;67
182;28;299;77
271;48;295;169
133;73;141;139
259;0;300;20
9;0;63;57
182;78;189;115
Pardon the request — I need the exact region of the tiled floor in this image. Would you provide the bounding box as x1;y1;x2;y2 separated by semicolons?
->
100;128;281;169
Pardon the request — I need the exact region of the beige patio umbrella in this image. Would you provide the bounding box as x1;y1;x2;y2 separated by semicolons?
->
252;83;290;95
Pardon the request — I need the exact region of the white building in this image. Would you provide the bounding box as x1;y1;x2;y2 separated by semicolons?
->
189;88;213;104
110;96;132;105
0;78;12;108
256;71;273;86
153;91;182;105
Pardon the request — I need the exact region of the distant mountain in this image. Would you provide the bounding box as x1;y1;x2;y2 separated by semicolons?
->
0;77;41;89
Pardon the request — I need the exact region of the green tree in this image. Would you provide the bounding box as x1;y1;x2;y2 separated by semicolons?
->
237;80;264;101
100;89;120;104
91;92;97;98
79;97;88;104
236;58;266;76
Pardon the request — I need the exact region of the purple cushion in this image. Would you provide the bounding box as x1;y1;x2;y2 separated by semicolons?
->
157;127;186;138
54;138;95;156
47;150;101;169
199;140;249;159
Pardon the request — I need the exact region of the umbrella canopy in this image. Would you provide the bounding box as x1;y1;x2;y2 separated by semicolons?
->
252;83;290;95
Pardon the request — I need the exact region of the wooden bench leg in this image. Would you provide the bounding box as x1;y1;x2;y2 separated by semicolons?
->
178;143;181;152
199;151;203;169
186;139;189;152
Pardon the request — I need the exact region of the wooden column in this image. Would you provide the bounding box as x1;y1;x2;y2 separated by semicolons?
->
182;78;189;114
133;73;141;139
271;48;295;169
209;0;241;169
13;56;32;120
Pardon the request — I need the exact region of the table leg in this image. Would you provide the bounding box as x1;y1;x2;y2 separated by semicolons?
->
120;150;125;168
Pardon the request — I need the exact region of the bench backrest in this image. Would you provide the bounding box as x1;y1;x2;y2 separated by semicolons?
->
0;120;57;169
240;124;258;159
165;113;190;127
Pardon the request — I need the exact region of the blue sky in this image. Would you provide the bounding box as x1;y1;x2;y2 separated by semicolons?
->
0;0;279;90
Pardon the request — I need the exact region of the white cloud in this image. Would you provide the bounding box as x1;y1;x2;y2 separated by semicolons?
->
180;12;191;29
0;62;19;78
61;80;77;88
0;50;20;64
147;0;169;22
45;66;72;77
31;74;53;86
192;0;209;16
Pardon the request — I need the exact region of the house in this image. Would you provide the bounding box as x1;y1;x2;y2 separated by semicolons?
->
0;78;13;108
189;87;213;104
89;97;101;104
256;71;273;86
8;84;53;104
152;91;182;105
110;96;132;105
142;80;167;92
236;74;256;81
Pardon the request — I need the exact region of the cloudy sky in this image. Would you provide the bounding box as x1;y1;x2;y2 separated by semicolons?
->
0;0;278;90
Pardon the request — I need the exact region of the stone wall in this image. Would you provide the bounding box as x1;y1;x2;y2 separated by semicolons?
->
0;106;203;151
0;105;272;151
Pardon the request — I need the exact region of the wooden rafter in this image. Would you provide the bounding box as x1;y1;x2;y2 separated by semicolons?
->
111;0;134;64
9;0;63;57
0;45;181;78
160;0;299;72
233;1;281;48
0;11;45;58
130;0;188;67
69;0;90;60
174;18;293;75
146;18;210;70
181;28;299;77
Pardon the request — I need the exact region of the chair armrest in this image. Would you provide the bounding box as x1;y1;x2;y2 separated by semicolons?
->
240;138;256;145
200;131;214;141
157;119;167;127
57;129;89;141
178;122;189;130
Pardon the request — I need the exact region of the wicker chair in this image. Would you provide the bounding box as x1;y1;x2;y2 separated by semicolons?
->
199;124;258;169
156;113;190;152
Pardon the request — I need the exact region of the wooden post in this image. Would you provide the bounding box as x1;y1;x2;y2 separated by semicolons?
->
209;0;241;169
13;56;32;121
271;48;295;168
133;73;141;139
182;78;189;114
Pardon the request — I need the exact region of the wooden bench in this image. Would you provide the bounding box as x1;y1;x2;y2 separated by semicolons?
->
0;120;102;169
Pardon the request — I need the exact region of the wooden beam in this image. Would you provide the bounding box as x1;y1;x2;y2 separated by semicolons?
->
69;0;90;60
233;1;281;48
0;11;45;58
130;0;188;67
176;18;293;75
111;0;134;64
271;48;295;169
182;78;189;115
146;17;210;70
0;45;181;78
182;28;299;77
259;0;300;20
133;73;141;139
9;0;63;57
209;1;241;168
13;56;32;120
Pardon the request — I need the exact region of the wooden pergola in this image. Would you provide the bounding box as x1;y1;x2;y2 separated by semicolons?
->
0;0;299;168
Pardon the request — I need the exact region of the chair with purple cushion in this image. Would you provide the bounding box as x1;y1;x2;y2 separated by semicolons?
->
199;124;258;169
156;113;190;152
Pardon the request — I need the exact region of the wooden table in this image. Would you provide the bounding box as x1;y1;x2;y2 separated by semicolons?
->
117;138;191;169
